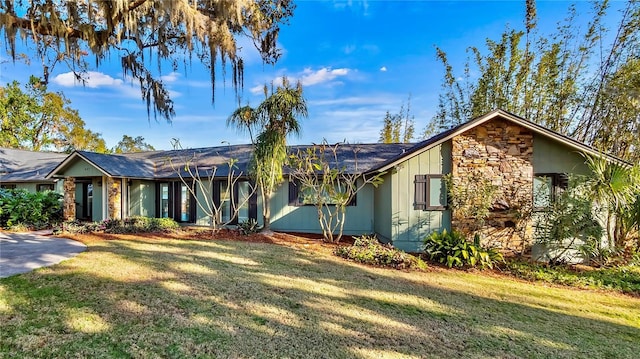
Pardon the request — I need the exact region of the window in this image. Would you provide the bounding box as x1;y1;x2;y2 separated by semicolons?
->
213;179;257;224
533;173;568;209
288;180;357;207
1;184;16;189
37;183;55;192
414;174;447;210
159;183;170;218
179;183;190;222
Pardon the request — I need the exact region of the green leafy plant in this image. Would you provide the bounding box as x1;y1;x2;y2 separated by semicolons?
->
534;175;606;266
238;219;261;235
335;234;427;270
0;189;62;229
423;229;503;269
59;216;179;234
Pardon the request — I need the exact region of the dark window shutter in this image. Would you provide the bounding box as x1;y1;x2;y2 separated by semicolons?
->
288;180;299;206
189;182;197;222
212;180;221;206
556;173;569;190
414;175;427;210
347;193;357;206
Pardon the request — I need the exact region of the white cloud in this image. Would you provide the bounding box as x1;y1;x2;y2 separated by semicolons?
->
52;71;123;88
161;72;180;83
300;67;349;86
380;66;387;72
249;67;351;94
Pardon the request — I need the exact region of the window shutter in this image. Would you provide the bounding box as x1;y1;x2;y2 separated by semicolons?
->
189;183;197;222
556;173;569;190
414;175;427;210
347;193;357;206
249;182;258;221
288;180;299;206
212;180;221;206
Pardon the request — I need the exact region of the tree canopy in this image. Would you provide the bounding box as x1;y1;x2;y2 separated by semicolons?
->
0;0;295;121
113;135;156;153
431;0;639;162
0;77;108;153
379;96;415;144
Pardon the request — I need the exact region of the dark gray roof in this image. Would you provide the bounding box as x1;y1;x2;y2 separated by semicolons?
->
76;151;157;178
0;148;67;182
48;143;415;180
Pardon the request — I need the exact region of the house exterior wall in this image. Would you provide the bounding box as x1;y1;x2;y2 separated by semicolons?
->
93;178;104;220
373;172;393;242
7;181;62;193
130;180;155;218
451;118;534;252
61;158;105;177
269;180;375;235
390;142;452;252
533;134;590;175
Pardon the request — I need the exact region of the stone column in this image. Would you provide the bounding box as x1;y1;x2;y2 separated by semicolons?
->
451;118;534;252
107;177;122;220
63;177;76;221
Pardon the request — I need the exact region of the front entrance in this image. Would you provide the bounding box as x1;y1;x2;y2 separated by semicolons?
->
75;179;94;221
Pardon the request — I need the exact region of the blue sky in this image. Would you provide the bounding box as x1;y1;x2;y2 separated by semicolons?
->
0;1;626;150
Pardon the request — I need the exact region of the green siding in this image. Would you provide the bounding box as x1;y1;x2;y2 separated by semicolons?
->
11;182;60;193
74;184;84;219
390;142;452;252
92;178;104;221
130;180;155;218
58;158;105;177
533;135;590;175
373;172;392;242
270;180;375;235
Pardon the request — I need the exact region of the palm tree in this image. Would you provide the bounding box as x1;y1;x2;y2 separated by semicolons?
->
582;154;637;250
228;77;308;231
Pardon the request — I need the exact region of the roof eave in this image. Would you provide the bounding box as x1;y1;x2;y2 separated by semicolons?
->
45;151;112;179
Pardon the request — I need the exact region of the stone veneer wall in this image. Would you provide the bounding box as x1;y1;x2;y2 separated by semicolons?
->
107;177;122;220
451;118;534;253
63;177;76;221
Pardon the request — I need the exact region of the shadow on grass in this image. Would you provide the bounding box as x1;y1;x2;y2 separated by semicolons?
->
1;237;639;358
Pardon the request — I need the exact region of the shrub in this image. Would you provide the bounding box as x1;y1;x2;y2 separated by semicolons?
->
238;219;261;235
60;216;179;234
503;259;640;296
423;229;503;269
335;234;427;270
0;189;62;229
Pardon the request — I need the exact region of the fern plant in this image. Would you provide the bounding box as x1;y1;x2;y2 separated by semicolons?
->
423;229;503;269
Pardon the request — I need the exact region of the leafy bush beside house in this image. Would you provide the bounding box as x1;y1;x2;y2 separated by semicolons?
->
59;216;179;234
423;229;504;269
0;189;62;229
335;234;427;270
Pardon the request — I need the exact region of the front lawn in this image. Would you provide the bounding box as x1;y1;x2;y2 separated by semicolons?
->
1;235;639;358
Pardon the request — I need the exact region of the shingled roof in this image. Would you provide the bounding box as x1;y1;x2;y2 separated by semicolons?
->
47;143;415;180
0;148;67;182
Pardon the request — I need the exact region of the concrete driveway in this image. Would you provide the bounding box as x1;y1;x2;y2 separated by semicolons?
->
0;231;86;278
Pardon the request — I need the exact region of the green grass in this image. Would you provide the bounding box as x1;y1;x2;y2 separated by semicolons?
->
502;259;640;296
1;237;639;358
